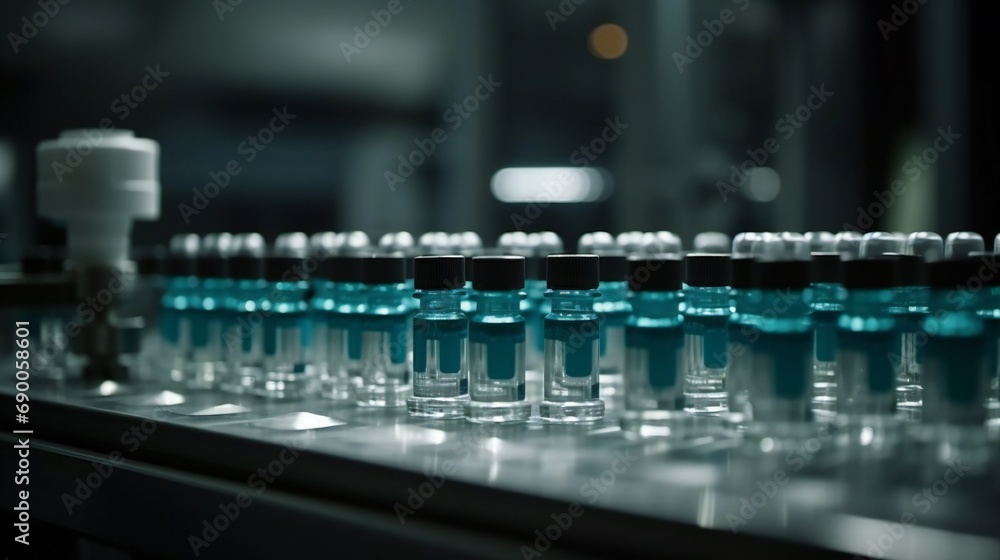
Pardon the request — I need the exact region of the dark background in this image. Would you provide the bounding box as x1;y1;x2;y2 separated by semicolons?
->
0;0;995;256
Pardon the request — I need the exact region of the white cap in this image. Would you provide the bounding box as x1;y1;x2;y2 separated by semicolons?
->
732;232;763;258
693;231;731;253
860;231;905;258
834;231;863;260
616;231;645;253
905;232;944;262
335;231;371;256
642;231;682;255
578;231;616;253
945;232;984;259
805;231;836;252
36;129;160;269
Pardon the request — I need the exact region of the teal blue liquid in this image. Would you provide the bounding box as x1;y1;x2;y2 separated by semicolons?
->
811;282;846;362
414;315;467;375
728;288;762;414
543;289;601;402
526;279;548;355
362;283;411;367
594;280;631;372
330;282;366;364
757;332;812;397
412;289;468;402
263;280;310;374
923;290;986;417
544;318;600;378
626;326;683;389
837;289;898;416
750;288;814;424
160;276;197;345
813;311;840;363
683;287;731;369
471;321;524;381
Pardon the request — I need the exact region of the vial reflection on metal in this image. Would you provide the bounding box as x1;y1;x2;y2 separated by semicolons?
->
408;256;469;417
539;254;604;422
621;255;685;434
357;255;413;407
467;256;531;423
683;253;732;415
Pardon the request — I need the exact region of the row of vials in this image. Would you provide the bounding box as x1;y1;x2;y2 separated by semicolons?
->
18;229;1000;446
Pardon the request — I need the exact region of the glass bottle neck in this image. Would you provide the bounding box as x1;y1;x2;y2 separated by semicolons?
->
416;290;465;312
475;291;524;315
366;283;405;306
683;286;731;311
630;291;680;318
545;289;599;313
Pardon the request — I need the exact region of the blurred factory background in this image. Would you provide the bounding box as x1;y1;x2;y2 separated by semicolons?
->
0;0;995;257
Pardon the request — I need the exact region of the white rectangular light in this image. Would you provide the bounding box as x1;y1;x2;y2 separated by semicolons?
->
490;167;609;203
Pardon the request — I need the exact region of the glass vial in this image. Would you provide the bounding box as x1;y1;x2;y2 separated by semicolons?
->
408;255;469;417
683;253;732;415
810;252;846;420
922;258;990;464
222;233;268;394
593;252;631;403
746;239;816;448
357;255;412;407
727;233;763;426
188;232;234;388
836;258;903;450
621;255;685;435
466;256;532;423
256;233;312;399
322;256;366;400
160;234;200;384
539;254;604;422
